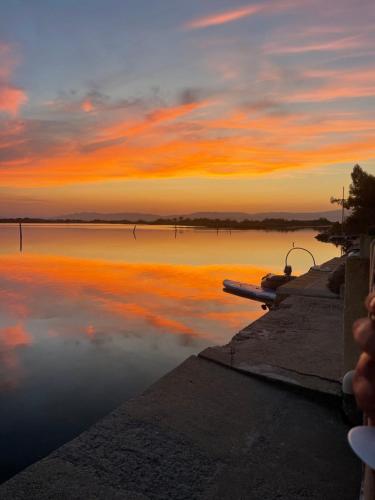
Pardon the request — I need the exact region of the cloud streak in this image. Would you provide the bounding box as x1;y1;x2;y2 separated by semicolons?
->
285;68;375;102
184;4;263;30
265;35;364;54
184;0;300;30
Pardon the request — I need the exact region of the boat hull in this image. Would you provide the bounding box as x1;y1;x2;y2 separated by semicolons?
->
223;279;276;304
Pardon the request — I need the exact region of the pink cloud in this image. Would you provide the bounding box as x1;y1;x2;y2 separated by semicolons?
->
0;42;27;116
81;99;95;113
0;84;27;116
265;35;364;54
184;0;300;30
184;5;263;30
285;68;375;102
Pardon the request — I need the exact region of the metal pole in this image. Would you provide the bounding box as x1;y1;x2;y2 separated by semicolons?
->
19;222;23;253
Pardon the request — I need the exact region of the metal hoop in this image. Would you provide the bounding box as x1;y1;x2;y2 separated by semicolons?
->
285;247;316;268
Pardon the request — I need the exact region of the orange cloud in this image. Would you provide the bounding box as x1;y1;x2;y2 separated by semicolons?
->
1;66;375;188
103;100;212;140
1;106;375;187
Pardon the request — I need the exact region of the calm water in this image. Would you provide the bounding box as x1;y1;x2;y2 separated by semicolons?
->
0;224;339;482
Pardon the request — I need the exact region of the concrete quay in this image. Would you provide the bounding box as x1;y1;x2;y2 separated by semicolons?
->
201;257;345;397
0;256;362;499
277;257;342;300
0;356;360;500
201;294;343;397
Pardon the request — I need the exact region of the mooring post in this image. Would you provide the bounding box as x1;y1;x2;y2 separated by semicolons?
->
19;222;23;253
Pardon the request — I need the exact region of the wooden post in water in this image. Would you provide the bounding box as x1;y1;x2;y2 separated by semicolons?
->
341;186;345;233
133;225;137;240
19;222;23;253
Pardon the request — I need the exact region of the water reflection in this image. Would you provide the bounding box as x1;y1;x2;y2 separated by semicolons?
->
0;254;266;389
0;324;31;391
0;224;339;482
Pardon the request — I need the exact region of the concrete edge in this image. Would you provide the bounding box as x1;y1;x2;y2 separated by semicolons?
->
198;352;342;407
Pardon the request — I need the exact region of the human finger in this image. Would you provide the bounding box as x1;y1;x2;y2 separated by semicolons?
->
354;318;375;358
353;354;375;419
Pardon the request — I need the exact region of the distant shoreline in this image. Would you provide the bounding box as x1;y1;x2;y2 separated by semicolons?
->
0;217;333;231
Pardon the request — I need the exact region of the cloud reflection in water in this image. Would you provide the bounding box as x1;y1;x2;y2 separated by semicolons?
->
0;254;265;391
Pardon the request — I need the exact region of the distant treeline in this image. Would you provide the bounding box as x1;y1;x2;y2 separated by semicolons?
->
0;217;333;230
150;217;332;230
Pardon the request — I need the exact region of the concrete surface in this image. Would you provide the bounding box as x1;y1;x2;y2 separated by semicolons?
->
0;356;361;500
277;257;343;300
201;295;343;396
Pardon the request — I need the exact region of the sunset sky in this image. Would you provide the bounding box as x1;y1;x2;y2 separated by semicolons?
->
1;0;374;216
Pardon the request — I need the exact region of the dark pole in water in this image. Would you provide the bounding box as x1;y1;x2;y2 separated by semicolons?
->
133;225;137;240
19;222;23;253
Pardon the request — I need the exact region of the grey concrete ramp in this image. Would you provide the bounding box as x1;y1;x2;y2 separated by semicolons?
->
0;356;360;499
277;257;343;299
201;295;343;396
